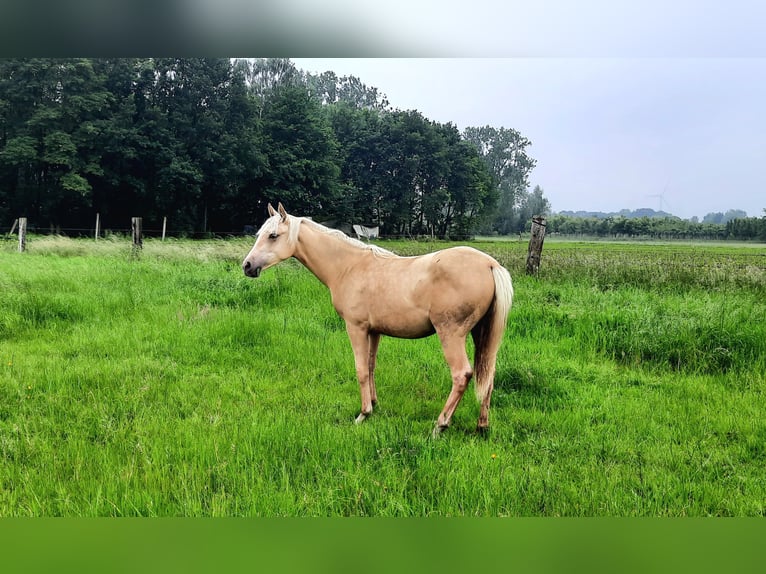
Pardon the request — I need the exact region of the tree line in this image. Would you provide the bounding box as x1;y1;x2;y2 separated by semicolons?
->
546;212;766;241
0;58;539;238
725;212;766;241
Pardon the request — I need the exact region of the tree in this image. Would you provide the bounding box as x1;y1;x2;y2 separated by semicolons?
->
440;139;495;238
255;85;341;216
462;125;536;234
86;58;157;229
236;58;300;119
0;58;112;229
703;212;724;224
323;105;496;238
305;70;390;111
211;60;267;231
725;211;766;241
323;102;385;225
518;185;551;227
722;209;747;223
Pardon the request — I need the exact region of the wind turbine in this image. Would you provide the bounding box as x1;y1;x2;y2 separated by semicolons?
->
646;186;672;213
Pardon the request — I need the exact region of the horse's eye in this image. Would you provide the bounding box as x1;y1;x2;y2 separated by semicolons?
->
268;233;279;240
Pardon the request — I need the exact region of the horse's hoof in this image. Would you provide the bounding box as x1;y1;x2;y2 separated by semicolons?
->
476;425;489;438
432;424;448;438
354;413;369;424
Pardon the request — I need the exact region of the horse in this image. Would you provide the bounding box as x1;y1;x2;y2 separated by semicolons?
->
242;203;514;435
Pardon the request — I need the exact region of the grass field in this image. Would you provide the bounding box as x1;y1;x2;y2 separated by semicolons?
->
1;235;765;516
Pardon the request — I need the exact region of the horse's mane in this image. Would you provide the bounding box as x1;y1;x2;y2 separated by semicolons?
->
258;214;396;258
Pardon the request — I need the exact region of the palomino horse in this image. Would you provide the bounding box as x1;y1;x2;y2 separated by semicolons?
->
242;203;514;435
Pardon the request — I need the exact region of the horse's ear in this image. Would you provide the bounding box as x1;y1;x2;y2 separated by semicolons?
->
267;203;277;217
277;203;287;222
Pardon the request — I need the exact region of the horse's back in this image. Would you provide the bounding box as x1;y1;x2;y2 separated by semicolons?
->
378;245;501;301
427;245;501;271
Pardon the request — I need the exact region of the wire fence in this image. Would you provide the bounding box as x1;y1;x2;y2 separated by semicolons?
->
2;223;255;241
1;220;485;242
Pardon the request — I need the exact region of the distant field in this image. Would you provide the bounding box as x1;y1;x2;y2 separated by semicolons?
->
1;235;765;516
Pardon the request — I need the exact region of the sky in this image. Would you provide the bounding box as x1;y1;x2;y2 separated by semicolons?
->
292;57;766;220
288;1;766;220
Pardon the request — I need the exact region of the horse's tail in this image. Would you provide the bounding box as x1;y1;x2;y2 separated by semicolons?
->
473;264;513;404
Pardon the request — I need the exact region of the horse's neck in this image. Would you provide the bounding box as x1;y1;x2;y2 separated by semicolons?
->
292;222;365;290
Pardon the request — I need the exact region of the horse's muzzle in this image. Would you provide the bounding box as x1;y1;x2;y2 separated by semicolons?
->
243;260;262;278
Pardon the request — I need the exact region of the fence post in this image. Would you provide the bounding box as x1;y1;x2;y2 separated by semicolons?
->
162;216;167;241
131;217;143;250
8;218;18;238
525;216;547;275
18;217;27;252
95;213;101;240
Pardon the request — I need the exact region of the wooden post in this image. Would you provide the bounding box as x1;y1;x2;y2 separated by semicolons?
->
18;217;27;253
95;213;101;240
525;216;547;275
8;218;18;238
162;216;167;241
131;217;143;250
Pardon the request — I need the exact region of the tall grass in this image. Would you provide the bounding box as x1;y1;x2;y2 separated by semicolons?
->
1;236;764;516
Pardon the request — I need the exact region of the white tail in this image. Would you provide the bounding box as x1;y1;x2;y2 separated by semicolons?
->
473;265;513;404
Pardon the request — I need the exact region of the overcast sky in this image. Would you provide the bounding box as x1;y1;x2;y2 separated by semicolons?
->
276;2;766;220
284;2;766;219
293;57;765;220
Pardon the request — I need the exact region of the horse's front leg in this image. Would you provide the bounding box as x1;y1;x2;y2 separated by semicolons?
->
368;332;381;407
346;323;374;423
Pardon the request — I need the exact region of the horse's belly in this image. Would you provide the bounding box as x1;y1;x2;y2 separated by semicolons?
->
361;299;434;338
333;271;432;337
370;314;435;339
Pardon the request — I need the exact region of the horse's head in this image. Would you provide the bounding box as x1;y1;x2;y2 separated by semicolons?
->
242;202;297;278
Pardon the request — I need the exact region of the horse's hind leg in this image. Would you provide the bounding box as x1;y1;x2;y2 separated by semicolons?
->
433;331;473;436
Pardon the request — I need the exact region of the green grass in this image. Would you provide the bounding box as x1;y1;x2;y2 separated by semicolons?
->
1;235;765;516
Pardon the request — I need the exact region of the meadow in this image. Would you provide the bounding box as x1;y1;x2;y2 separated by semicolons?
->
0;234;765;516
